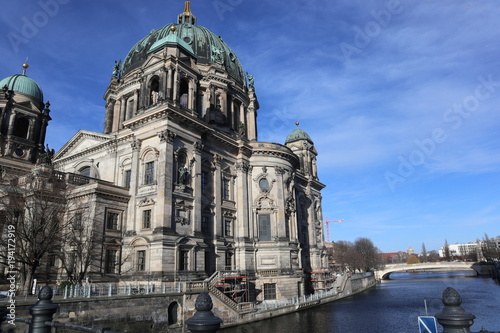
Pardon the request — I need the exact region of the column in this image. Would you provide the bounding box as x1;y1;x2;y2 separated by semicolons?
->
246;106;257;140
132;90;139;117
160;67;167;100
203;87;211;120
192;141;203;235
275;167;287;238
167;66;173;100
173;69;179;104
221;89;228;119
119;97;127;129
128;137;141;231
157;129;176;231
188;78;195;110
112;99;121;132
228;97;234;130
38;118;48;148
104;99;115;134
234;161;250;239
6;111;16;136
213;154;222;237
27;118;35;141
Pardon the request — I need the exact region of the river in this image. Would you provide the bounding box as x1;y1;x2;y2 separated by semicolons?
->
221;271;500;333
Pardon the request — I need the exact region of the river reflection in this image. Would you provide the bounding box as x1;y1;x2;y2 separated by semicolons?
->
220;271;500;333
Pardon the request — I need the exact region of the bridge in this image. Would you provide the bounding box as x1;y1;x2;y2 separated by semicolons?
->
375;262;475;280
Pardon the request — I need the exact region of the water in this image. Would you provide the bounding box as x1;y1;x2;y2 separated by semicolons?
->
221;271;500;333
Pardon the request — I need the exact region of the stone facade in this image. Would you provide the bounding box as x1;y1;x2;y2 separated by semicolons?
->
0;2;328;300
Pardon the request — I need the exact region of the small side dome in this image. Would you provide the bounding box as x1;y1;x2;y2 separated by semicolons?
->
0;74;44;102
285;128;314;145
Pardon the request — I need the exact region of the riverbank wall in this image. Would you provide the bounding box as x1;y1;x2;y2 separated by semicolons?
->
1;273;376;331
212;272;377;329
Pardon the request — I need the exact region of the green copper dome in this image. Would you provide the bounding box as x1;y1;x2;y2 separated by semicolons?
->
122;4;245;85
0;74;44;101
285;128;314;145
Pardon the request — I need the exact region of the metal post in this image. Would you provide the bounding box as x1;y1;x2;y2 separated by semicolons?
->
435;287;476;333
185;292;223;333
28;286;58;333
108;284;112;296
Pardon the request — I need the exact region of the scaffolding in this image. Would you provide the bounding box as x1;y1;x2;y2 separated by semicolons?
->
310;270;336;293
215;273;249;303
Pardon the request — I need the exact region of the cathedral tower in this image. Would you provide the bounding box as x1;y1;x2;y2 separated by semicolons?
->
0;63;51;163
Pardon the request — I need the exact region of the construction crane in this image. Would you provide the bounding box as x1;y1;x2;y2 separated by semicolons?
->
324;218;344;242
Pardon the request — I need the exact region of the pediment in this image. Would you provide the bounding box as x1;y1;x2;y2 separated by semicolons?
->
54;130;112;160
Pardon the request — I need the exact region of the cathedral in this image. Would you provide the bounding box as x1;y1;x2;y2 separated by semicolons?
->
0;2;329;300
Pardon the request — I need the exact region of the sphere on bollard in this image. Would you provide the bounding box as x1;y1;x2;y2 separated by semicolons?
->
29;286;59;333
435;287;475;333
185;292;223;333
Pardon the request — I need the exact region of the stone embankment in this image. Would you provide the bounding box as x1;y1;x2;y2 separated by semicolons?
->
216;272;376;328
1;273;376;331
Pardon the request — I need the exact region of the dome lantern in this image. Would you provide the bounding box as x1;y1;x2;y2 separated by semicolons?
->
178;1;196;24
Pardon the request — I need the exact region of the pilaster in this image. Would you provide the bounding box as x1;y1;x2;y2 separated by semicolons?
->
158;129;176;231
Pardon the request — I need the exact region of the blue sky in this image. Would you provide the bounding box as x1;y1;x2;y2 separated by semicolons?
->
1;0;499;253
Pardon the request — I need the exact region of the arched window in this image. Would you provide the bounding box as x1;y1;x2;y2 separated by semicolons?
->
149;78;160;105
168;302;179;325
141;148;158;186
79;166;91;177
13;117;30;139
179;79;189;108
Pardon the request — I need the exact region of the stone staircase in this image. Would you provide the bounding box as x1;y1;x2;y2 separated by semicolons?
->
205;271;239;312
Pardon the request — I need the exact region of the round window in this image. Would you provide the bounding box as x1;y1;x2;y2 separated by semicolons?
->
14;148;24;157
259;178;269;192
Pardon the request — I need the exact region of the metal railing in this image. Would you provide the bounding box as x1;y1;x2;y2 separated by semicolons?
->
254;288;338;312
0;286;120;333
60;282;182;299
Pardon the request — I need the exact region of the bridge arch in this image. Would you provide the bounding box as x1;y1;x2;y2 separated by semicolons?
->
375;262;476;280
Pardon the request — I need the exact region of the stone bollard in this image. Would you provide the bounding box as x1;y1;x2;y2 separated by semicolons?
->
435;287;476;333
185;292;223;333
29;286;58;333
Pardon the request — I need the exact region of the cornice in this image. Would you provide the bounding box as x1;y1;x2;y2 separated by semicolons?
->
54;133;133;166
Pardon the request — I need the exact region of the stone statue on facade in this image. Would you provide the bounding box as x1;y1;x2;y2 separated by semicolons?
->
246;72;254;88
37;144;55;165
178;167;188;184
238;122;246;139
112;60;122;79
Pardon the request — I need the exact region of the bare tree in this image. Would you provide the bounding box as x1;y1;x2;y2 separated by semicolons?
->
58;207;102;284
332;238;383;273
427;250;439;262
481;233;499;262
354;237;383;272
331;241;353;271
0;168;70;294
